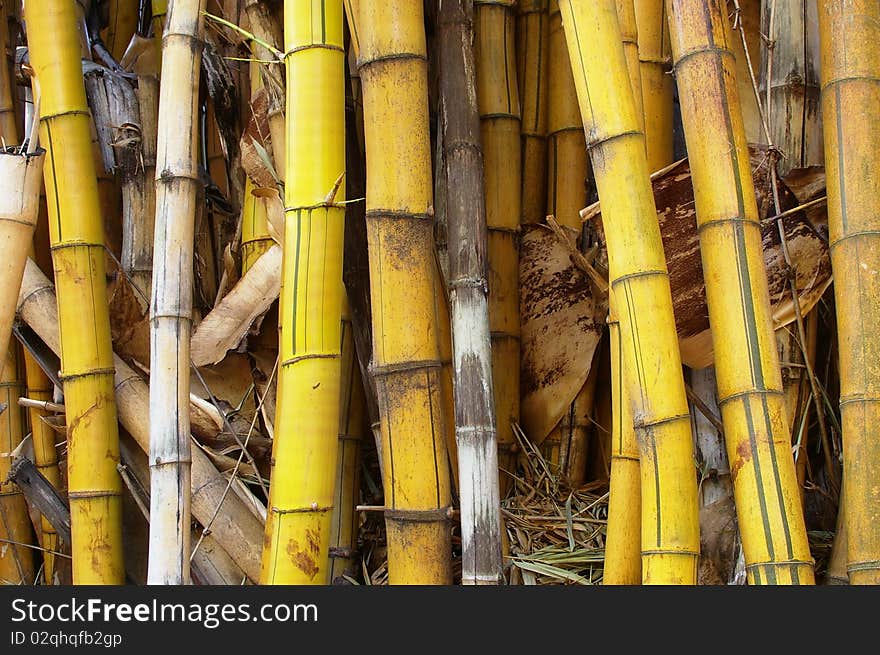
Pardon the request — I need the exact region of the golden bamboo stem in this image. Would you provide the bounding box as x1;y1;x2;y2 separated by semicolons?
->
616;0;644;132
261;0;346;585
730;0;763;144
25;0;125;585
358;0;453;584
560;0;700;584
668;0;814;584
633;0;673;170
101;0;139;61
0;0;16;141
22;349;61;585
817;0;880;586
0;346;35;585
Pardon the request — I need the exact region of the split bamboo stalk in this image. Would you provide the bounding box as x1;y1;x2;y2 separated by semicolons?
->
560;0;700;584
328;297;364;582
22;348;61;585
260;0;346;586
357;0;453;584
101;0;139;61
439;0;504;585
603;292;641;584
633;0;673;170
475;0;521;493
517;0;549;226
817;0;880;586
25;0;125;585
0;346;35;585
17;259;265;582
147;0;206;585
667;0;814;584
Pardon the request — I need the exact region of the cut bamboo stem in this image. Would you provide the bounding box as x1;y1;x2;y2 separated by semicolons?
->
560;0;700;584
668;0;814;584
817;0;880;586
25;0;125;585
357;0;453;584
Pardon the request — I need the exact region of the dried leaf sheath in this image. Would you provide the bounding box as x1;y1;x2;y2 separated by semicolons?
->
260;0;346;585
667;0;814;585
560;0;700;584
818;0;880;585
25;0;125;584
357;0;453;585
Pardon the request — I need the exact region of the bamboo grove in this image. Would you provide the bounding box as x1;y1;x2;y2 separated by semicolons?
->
0;0;871;586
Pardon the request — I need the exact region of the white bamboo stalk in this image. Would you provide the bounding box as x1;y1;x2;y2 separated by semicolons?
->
149;0;207;585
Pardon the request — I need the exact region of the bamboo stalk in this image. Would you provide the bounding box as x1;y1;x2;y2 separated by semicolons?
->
817;0;880;586
560;0;700;584
17;259;265;582
147;0;206;585
101;0;139;61
439;0;504;585
729;0;764;144
0;346;35;585
517;0;549;226
0;0;16;141
633;0;673;170
261;0;346;586
357;0;453;584
616;0;644;132
22;348;61;585
25;0;125;585
667;0;814;584
474;0;521;494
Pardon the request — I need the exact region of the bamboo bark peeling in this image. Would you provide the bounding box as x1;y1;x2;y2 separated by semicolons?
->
560;0;700;584
633;0;673;170
439;0;504;586
260;0;346;586
358;1;453;585
818;0;880;586
667;0;814;584
147;0;206;586
25;0;125;585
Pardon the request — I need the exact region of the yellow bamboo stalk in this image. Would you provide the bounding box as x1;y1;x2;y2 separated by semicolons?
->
560;0;699;584
261;0;346;585
22;349;61;585
25;0;125;585
633;0;673;170
152;0;167;76
0;0;16;142
358;0;453;584
517;0;550;226
241;63;274;275
329;296;364;582
0;346;35;585
101;0;139;61
729;0;763;145
668;0;814;585
616;0;644;132
474;0;521;493
818;0;880;586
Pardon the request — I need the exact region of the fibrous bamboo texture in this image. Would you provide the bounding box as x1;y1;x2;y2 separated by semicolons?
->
0;347;35;585
357;0;453;584
560;0;700;584
148;0;206;585
633;0;673;170
475;0;521;492
25;0;125;585
261;0;346;585
667;0;814;585
818;0;880;585
439;0;504;585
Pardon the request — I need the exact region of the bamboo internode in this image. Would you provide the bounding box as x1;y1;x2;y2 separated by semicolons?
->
357;0;453;584
560;0;699;584
667;0;814;585
632;0;672;170
818;0;880;585
261;0;347;585
25;0;125;585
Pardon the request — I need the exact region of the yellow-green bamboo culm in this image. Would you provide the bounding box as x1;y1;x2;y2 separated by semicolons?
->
0;346;35;585
23;349;61;585
632;0;673;170
25;0;125;585
357;0;453;584
667;0;814;585
560;0;699;584
818;0;880;585
261;0;346;585
0;0;16;142
475;0;521;492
